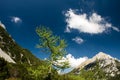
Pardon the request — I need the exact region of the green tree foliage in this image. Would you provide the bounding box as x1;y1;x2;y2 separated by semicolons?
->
27;64;49;80
0;57;31;80
78;62;107;80
0;58;9;80
7;63;30;80
36;26;69;69
36;26;69;79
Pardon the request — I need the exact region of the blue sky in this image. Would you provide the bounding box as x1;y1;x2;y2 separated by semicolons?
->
0;0;120;60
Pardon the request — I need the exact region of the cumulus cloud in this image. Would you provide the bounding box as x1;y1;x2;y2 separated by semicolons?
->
61;54;88;68
11;16;22;23
55;54;88;74
72;37;84;44
0;21;6;29
65;9;119;34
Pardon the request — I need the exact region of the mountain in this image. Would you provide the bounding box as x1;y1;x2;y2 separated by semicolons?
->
0;23;44;80
71;52;120;80
1;22;120;80
0;24;40;65
0;23;74;80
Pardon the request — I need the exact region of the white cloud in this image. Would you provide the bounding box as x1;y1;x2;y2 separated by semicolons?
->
57;54;88;74
62;54;88;68
0;21;6;29
72;37;84;44
65;9;119;34
11;16;22;23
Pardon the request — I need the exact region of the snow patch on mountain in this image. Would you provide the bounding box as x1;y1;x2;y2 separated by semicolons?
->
0;48;15;63
0;21;6;29
93;52;112;60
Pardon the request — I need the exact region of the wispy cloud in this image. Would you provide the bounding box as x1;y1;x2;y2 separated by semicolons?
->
112;27;120;32
65;9;119;34
72;37;84;44
11;16;22;23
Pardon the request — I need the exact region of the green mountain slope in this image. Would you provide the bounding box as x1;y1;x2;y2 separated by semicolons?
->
0;24;44;80
0;25;40;65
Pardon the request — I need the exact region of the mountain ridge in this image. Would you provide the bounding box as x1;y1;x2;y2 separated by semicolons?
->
0;22;45;80
75;52;119;69
0;24;41;65
71;52;120;80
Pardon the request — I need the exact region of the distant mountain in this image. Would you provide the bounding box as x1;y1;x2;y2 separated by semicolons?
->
71;52;120;80
0;24;40;65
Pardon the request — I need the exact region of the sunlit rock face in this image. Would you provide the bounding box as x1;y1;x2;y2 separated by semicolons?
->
74;52;120;77
0;48;15;63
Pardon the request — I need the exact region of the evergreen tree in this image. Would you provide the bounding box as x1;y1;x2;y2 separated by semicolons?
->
36;26;69;79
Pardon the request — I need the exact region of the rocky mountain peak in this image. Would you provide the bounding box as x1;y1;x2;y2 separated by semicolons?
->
93;52;113;60
73;52;120;78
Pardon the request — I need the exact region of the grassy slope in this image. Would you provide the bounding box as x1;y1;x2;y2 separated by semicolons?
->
0;26;41;65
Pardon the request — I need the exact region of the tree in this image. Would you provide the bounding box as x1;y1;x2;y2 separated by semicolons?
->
36;26;69;79
27;65;49;80
0;58;9;80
